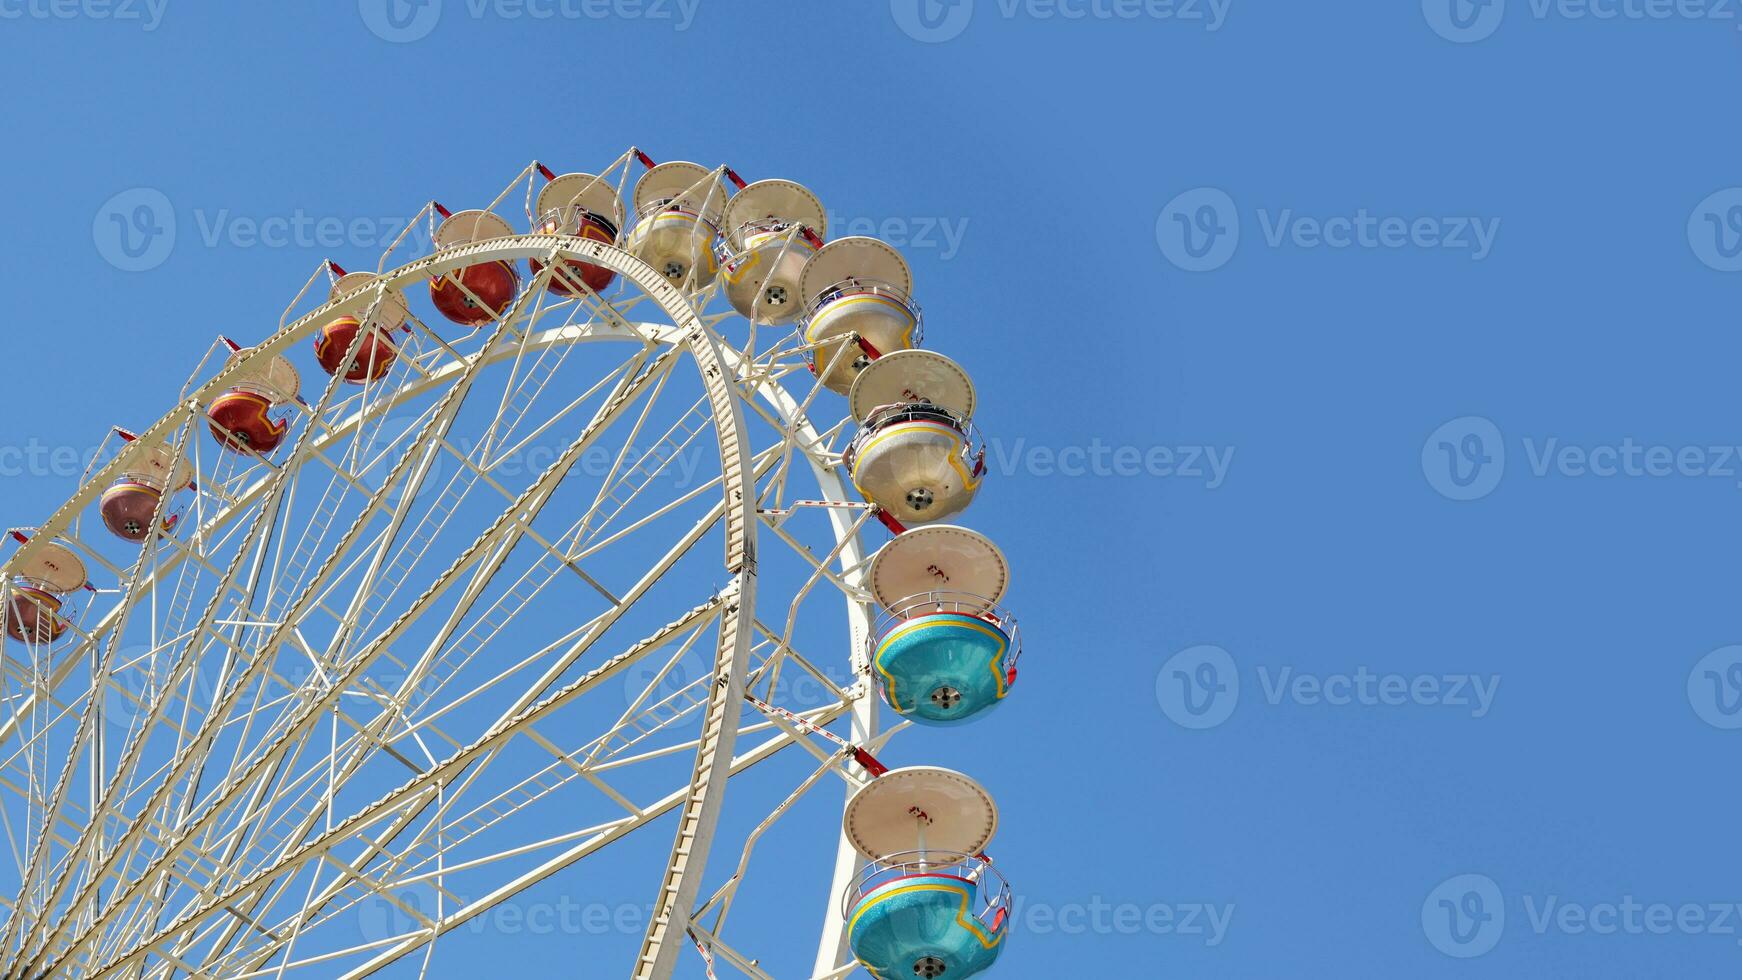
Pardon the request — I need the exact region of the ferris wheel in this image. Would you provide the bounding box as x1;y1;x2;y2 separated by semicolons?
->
0;148;1027;979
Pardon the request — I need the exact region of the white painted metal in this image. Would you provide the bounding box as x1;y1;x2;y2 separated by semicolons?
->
0;158;920;980
536;172;626;232
866;524;1009;612
842;766;999;861
848;348;977;422
799;237;913;306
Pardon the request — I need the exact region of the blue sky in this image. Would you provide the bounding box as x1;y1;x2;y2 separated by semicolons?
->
4;0;1742;976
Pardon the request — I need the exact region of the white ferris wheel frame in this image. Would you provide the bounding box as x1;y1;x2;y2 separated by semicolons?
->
0;162;900;980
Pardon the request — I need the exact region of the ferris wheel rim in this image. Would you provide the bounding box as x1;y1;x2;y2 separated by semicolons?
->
0;233;815;979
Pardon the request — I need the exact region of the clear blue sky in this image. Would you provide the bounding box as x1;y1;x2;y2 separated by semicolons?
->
3;1;1742;976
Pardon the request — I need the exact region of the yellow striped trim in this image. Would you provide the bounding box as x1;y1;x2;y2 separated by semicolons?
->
804;293;916;346
875;616;1009;712
849;880;1007;953
850;421;983;503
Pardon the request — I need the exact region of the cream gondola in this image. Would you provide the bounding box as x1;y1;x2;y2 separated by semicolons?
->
624;161;727;288
718;178;827;324
800;236;921;394
844;350;984;524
